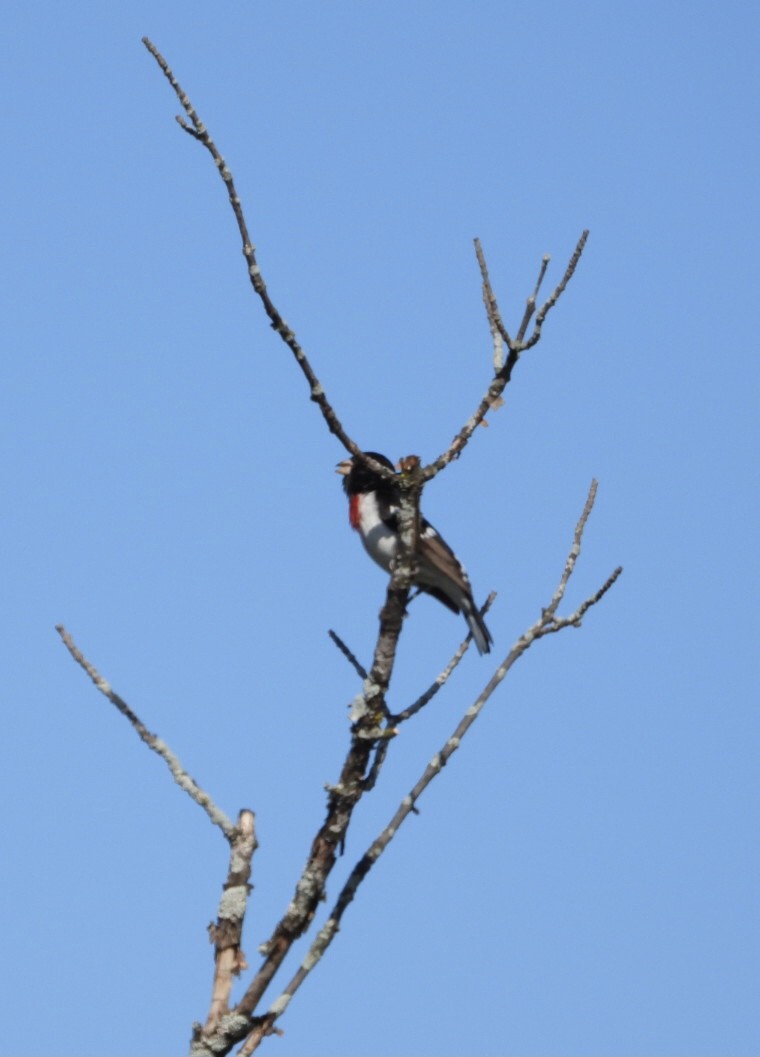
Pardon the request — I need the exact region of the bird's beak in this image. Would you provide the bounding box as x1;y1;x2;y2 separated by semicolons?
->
335;458;352;476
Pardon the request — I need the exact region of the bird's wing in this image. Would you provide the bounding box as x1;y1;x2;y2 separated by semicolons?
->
417;522;472;603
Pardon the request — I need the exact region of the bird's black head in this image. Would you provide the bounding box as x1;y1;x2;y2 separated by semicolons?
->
336;451;396;496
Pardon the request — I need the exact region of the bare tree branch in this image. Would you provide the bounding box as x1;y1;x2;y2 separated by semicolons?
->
220;486;421;1028
475;237;511;364
141;36;366;463
360;738;392;795
515;252;551;345
538;565;623;636
56;625;236;840
203;810;258;1036
362;591;497;795
523;230;589;350
142;35;587;506
424;232;588;481
544;477;599;619
391;590;497;724
253;485;621;1044
56;624;262;1051
237;1016;281;1057
360;590;496;794
328;629;367;680
184;473;425;1057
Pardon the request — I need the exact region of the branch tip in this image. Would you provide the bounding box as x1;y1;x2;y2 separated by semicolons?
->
328;630;368;680
56;624;235;839
143;35;364;464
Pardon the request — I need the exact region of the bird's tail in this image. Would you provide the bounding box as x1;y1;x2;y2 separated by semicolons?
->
463;599;493;655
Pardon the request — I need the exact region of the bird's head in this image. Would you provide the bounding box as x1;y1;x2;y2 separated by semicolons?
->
336;452;396;495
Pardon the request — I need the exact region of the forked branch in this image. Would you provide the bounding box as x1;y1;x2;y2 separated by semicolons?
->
55;628;260;1042
425;231;589;481
142;36;587;494
204;810;258;1036
208;480;422;1047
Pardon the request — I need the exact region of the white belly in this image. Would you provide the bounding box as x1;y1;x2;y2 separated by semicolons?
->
356;491;398;571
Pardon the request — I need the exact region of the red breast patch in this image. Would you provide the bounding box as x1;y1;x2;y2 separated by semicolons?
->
349;494;361;530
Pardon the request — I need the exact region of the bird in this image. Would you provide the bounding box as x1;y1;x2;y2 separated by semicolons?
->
336;452;493;654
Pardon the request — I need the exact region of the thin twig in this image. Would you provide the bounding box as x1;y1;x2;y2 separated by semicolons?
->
531;253;552;302
523;230;589;350
363;592;497;794
427;357;519;477
142;37;363;462
391;591;497;723
56;625;236;839
544;478;598;618
363;591;498;794
425;233;589;482
346;592;497;794
515;253;551;344
254;486;621;1043
538;565;622;635
475;237;512;355
328;630;367;680
361;737;392;794
238;1016;281;1057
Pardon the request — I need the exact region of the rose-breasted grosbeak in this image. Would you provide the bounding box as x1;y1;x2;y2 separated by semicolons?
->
336;452;493;655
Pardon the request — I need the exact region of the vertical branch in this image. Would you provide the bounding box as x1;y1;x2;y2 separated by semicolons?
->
202;810;258;1037
515;252;551;344
188;464;424;1056
475;236;511;366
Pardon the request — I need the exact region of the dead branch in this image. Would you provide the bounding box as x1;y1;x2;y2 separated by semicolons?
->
184;478;424;1057
141;37;366;463
425;232;589;481
142;35;586;511
244;484;622;1046
203;810;258;1036
544;478;600;619
392;590;498;724
332;588;497;800
515;252;551;344
328;630;368;680
523;231;589;350
221;483;420;1029
56;629;262;1050
361;591;497;794
56;625;236;840
475;236;512;357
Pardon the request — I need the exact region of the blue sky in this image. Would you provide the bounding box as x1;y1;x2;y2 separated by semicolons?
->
2;2;758;1055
